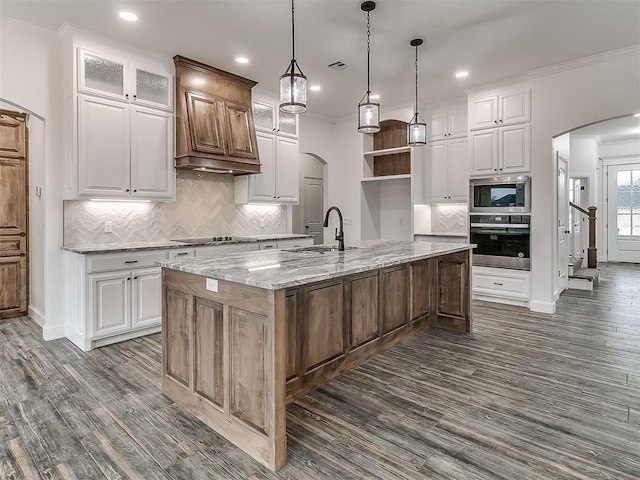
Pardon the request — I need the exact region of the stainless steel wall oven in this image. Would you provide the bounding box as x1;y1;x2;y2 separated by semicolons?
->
470;214;531;270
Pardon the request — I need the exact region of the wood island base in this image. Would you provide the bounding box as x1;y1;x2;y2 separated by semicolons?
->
162;249;471;471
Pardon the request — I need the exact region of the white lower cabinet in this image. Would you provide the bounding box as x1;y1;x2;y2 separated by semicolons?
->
131;268;163;329
90;271;132;338
472;266;531;306
275;238;313;249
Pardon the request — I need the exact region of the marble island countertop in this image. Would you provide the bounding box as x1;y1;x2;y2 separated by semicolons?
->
62;234;313;254
158;240;474;290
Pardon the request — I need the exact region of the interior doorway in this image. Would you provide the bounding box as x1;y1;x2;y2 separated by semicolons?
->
292;154;326;245
556;153;569;294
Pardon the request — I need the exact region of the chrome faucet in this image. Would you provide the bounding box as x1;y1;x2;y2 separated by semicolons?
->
323;206;345;252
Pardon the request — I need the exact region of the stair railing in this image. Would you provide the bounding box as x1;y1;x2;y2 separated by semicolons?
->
569;202;597;269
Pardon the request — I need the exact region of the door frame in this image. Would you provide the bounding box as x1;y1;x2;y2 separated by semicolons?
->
555;152;569;296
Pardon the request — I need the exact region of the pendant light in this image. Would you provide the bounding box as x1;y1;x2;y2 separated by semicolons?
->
357;1;380;134
279;0;307;113
407;38;426;145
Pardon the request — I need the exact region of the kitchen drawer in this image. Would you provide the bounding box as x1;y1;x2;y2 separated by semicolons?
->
88;250;168;273
168;249;195;260
0;236;25;257
276;238;314;249
195;243;258;257
473;267;531;300
259;242;278;251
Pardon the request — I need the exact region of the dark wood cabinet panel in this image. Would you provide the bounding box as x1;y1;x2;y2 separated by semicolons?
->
164;288;190;386
434;251;471;332
409;260;432;321
194;298;224;407
381;266;408;334
186;92;225;155
229;307;268;434
349;273;379;348
0;256;25;319
0;111;26;158
174;55;260;174
302;281;344;372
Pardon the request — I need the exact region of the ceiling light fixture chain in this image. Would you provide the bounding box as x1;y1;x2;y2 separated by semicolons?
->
407;38;426;145
357;1;380;134
279;0;307;114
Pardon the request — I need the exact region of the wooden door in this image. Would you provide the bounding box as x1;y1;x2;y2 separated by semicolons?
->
0;110;28;319
77;95;131;197
223;101;258;161
303;177;324;244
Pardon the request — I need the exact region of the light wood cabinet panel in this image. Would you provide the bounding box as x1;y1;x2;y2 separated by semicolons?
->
302;281;344;371
0;236;24;257
349;273;379;348
381;267;408;334
230;308;268;434
0;159;27;236
0;256;26;319
0;111;26;158
285;291;298;380
223;101;257;160
409;260;431;321
194;298;224;407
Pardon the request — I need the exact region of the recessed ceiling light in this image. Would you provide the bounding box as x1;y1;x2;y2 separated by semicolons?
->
635;113;640;117
455;71;469;78
370;94;380;99
309;85;321;92
119;11;138;22
235;57;249;64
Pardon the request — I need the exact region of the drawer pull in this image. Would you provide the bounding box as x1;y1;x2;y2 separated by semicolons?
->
493;282;503;286
176;252;189;257
264;245;274;249
124;260;138;264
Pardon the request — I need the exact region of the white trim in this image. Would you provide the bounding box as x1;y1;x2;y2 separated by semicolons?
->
529;300;556;314
28;305;45;327
600;155;640;165
42;324;66;341
527;45;640;79
0;16;58;41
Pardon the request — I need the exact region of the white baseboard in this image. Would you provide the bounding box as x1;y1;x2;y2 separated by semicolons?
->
28;305;45;327
529;300;556;314
42;324;66;341
473;293;529;308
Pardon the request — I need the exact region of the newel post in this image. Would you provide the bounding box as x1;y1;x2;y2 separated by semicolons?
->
587;206;597;269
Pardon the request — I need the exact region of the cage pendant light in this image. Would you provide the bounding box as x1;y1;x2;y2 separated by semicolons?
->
357;1;380;134
407;38;426;145
280;0;307;113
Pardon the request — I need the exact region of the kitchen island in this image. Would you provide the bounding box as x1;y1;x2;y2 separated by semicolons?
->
158;240;473;471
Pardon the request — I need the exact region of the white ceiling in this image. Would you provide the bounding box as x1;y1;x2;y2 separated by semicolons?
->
571;115;640;144
2;0;639;119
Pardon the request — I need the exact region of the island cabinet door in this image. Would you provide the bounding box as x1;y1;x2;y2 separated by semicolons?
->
434;251;471;332
346;271;380;350
409;259;432;322
380;266;409;335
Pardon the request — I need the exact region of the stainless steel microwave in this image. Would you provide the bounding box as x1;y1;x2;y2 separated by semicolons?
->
469;175;531;213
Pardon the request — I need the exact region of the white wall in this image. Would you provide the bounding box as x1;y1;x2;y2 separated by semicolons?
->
569;135;599;180
530;48;640;313
1;18;65;337
599;137;640;158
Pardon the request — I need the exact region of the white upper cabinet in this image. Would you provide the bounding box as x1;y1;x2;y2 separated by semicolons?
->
428;138;469;203
252;98;298;138
235;132;299;204
78;48;173;111
428;104;467;141
470;124;531;176
469;85;530;131
65;37;175;201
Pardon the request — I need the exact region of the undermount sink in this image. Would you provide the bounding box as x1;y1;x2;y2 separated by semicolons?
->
285;245;358;254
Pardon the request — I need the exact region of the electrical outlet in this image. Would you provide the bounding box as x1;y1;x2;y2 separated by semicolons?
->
104;221;113;233
344;218;353;226
399;218;404;226
458;218;465;226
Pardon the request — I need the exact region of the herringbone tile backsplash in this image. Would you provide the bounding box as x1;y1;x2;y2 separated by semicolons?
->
64;171;287;245
431;204;468;234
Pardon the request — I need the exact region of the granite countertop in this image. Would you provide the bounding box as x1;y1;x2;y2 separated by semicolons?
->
62;234;313;255
158;240;474;290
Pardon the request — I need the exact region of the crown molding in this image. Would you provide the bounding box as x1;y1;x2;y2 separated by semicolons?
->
463;75;532;97
527;45;640;78
0;15;58;42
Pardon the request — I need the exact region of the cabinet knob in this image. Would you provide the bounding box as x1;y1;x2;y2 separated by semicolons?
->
133;94;137;100
127;277;131;281
499;119;503;123
133;189;137;193
126;189;130;192
134;276;138;280
494;120;498;124
125;94;129;100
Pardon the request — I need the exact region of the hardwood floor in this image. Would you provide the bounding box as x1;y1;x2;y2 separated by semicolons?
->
1;262;639;479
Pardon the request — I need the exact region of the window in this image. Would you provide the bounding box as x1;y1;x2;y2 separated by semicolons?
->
616;169;640;236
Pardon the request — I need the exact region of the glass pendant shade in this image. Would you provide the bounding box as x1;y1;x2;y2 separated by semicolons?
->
407;114;427;145
358;95;380;133
279;62;307;113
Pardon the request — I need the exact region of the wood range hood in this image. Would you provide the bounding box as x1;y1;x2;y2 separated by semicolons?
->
174;55;261;175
